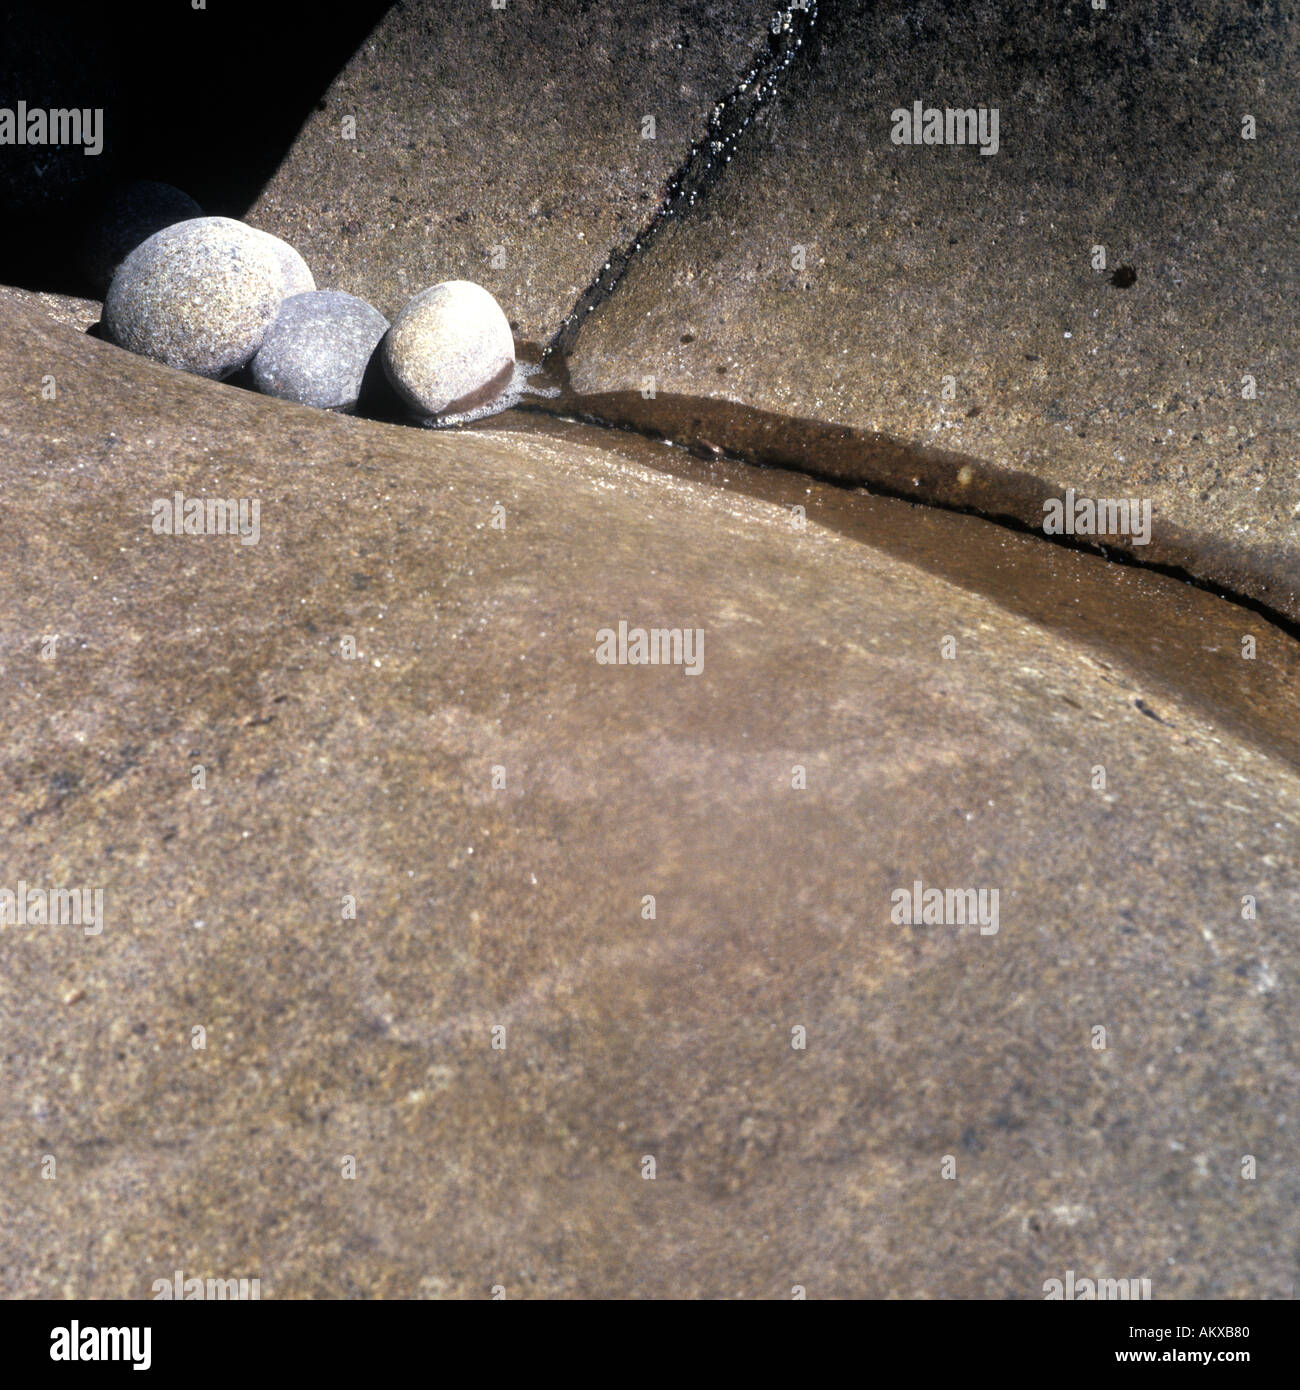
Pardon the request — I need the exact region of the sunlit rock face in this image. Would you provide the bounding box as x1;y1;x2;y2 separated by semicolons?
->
562;0;1300;623
3;0;1300;1305
246;0;785;342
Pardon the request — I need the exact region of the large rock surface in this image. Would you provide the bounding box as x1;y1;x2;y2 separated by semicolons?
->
0;285;101;334
562;0;1300;622
3;300;1300;1297
247;0;789;340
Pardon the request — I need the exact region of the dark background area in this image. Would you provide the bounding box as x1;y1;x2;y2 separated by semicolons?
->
0;0;393;293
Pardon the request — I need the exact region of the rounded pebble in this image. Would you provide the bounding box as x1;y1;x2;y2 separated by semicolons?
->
103;217;311;379
250;290;390;411
79;180;203;295
382;280;515;417
248;225;316;298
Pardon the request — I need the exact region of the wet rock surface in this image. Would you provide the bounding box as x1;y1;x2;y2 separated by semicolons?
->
560;0;1300;622
3;300;1300;1297
246;0;787;340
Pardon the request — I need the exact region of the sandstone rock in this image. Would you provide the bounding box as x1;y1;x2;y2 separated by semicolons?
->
0;284;101;334
3;297;1299;1297
560;0;1300;623
246;0;796;340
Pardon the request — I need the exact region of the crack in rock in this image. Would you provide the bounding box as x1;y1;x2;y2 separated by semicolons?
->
545;1;822;361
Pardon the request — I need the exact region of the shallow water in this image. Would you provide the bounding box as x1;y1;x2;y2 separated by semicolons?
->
473;408;1300;772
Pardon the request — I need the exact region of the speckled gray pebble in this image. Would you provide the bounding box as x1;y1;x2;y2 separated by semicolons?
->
103;217;313;379
382;280;515;417
250;290;390;411
79;180;203;295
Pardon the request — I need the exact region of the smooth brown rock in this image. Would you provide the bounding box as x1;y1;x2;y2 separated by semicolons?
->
3;300;1299;1297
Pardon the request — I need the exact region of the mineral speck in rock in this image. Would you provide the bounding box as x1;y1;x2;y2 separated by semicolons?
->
251;290;390;411
382;280;515;419
79;180;203;295
103;217;310;379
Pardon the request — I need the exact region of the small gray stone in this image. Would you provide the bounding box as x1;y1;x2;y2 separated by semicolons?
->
382;281;515;418
251;291;389;411
103;217;313;379
79;180;203;295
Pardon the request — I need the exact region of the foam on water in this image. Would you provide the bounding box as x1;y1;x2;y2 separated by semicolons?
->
419;356;562;428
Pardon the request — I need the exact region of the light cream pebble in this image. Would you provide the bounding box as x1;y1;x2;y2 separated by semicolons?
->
382;280;515;418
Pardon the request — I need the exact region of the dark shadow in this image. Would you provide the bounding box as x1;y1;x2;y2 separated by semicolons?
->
1;0;394;296
356;345;408;424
